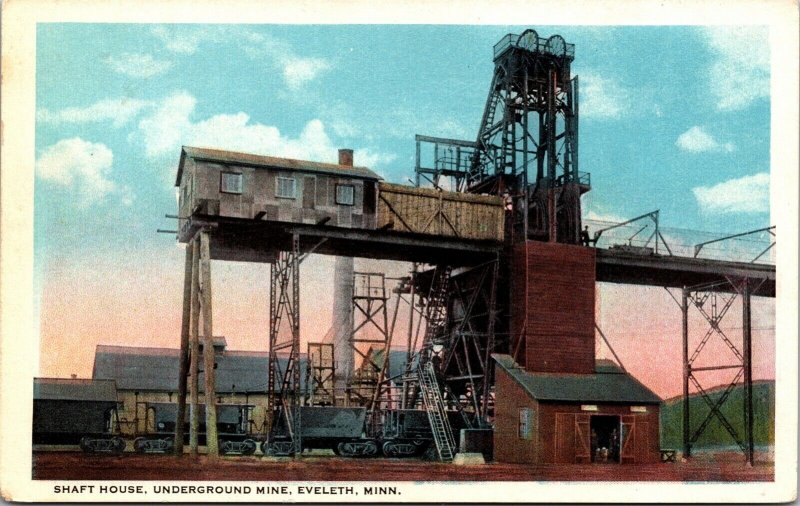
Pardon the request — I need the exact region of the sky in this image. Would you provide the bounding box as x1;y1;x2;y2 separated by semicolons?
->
34;24;774;398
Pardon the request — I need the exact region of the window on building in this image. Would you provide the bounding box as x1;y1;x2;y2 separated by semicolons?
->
336;184;355;206
518;407;533;439
276;177;297;199
221;172;243;194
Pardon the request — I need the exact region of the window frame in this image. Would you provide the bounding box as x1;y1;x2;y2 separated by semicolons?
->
518;407;533;440
220;171;244;195
276;176;297;199
335;183;355;206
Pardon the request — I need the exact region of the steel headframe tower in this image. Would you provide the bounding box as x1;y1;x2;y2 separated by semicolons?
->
469;29;588;244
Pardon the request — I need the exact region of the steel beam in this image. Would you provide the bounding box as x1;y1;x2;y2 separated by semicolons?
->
743;280;755;465
682;287;690;459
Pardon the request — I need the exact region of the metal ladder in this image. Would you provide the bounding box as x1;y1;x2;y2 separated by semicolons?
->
422;266;452;351
418;361;456;462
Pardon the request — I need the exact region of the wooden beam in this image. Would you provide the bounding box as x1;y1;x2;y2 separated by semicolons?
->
174;244;193;455
189;238;200;455
200;230;219;457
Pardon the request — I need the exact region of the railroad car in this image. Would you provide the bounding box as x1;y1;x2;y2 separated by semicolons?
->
264;406;466;458
134;402;258;455
33;378;125;453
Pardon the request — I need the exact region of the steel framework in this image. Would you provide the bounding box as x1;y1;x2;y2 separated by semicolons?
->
347;272;393;410
668;276;763;465
267;233;302;454
305;342;335;406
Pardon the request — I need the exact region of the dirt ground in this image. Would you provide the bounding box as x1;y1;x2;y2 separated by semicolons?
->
33;451;773;482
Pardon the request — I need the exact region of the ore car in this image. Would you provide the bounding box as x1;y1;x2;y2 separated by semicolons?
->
33;378;125;453
134;402;258;455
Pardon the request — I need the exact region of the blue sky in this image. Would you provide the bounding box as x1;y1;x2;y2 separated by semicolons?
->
34;23;771;272
32;24;774;385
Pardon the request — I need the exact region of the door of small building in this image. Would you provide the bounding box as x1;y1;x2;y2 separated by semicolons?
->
554;413;592;464
590;415;621;463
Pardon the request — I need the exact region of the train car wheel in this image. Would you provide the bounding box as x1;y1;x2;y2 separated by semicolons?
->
219;439;232;456
382;441;399;457
363;440;378;457
79;437;92;453
134;437;147;453
242;439;257;456
112;437;126;454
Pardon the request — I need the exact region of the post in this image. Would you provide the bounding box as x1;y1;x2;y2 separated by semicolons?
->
681;287;691;459
200;230;219;456
742;279;755;466
189;238;201;455
522;64;529;240
174;244;193;454
291;233;302;455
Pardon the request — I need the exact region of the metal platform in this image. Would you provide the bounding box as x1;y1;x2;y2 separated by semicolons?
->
184;214;775;297
183;215;501;266
595;248;775;297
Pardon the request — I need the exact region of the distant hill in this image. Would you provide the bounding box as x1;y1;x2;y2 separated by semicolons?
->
660;380;774;449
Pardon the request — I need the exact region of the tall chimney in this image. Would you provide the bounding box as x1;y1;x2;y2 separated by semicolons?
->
338;148;354;167
333;257;354;397
332;149;355;399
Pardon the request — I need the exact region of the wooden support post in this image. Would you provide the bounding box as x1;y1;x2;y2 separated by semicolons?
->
189;237;201;455
174;244;193;454
200;230;219;456
742;279;755;466
681;287;691;459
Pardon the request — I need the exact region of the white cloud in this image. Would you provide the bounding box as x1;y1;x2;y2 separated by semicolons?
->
37;98;152;128
675;126;735;153
136;92;396;171
150;26;203;55
578;71;628;120
693;172;769;214
701;26;769;111
137;92;196;157
281;57;331;90
105;53;172;78
36;138;116;206
239;31;331;90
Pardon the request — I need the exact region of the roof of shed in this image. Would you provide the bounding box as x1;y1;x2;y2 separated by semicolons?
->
492;354;661;405
93;344;274;393
176;146;382;186
34;378;118;402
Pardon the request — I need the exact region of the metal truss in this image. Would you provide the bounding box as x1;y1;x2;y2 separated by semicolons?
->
668;276;763;465
347;272;392;411
442;259;500;424
267;233;301;454
693;225;776;262
305;342;335;406
591;210;673;255
413;30;589;245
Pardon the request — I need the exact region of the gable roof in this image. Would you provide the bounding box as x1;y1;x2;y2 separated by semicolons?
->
93;344;271;393
176;146;382;186
493;354;661;405
34;378;118;402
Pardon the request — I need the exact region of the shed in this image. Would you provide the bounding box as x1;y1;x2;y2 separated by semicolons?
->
176;146;382;239
493;354;662;465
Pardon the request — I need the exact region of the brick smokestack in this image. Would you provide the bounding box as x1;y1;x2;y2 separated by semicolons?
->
338;149;354;167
